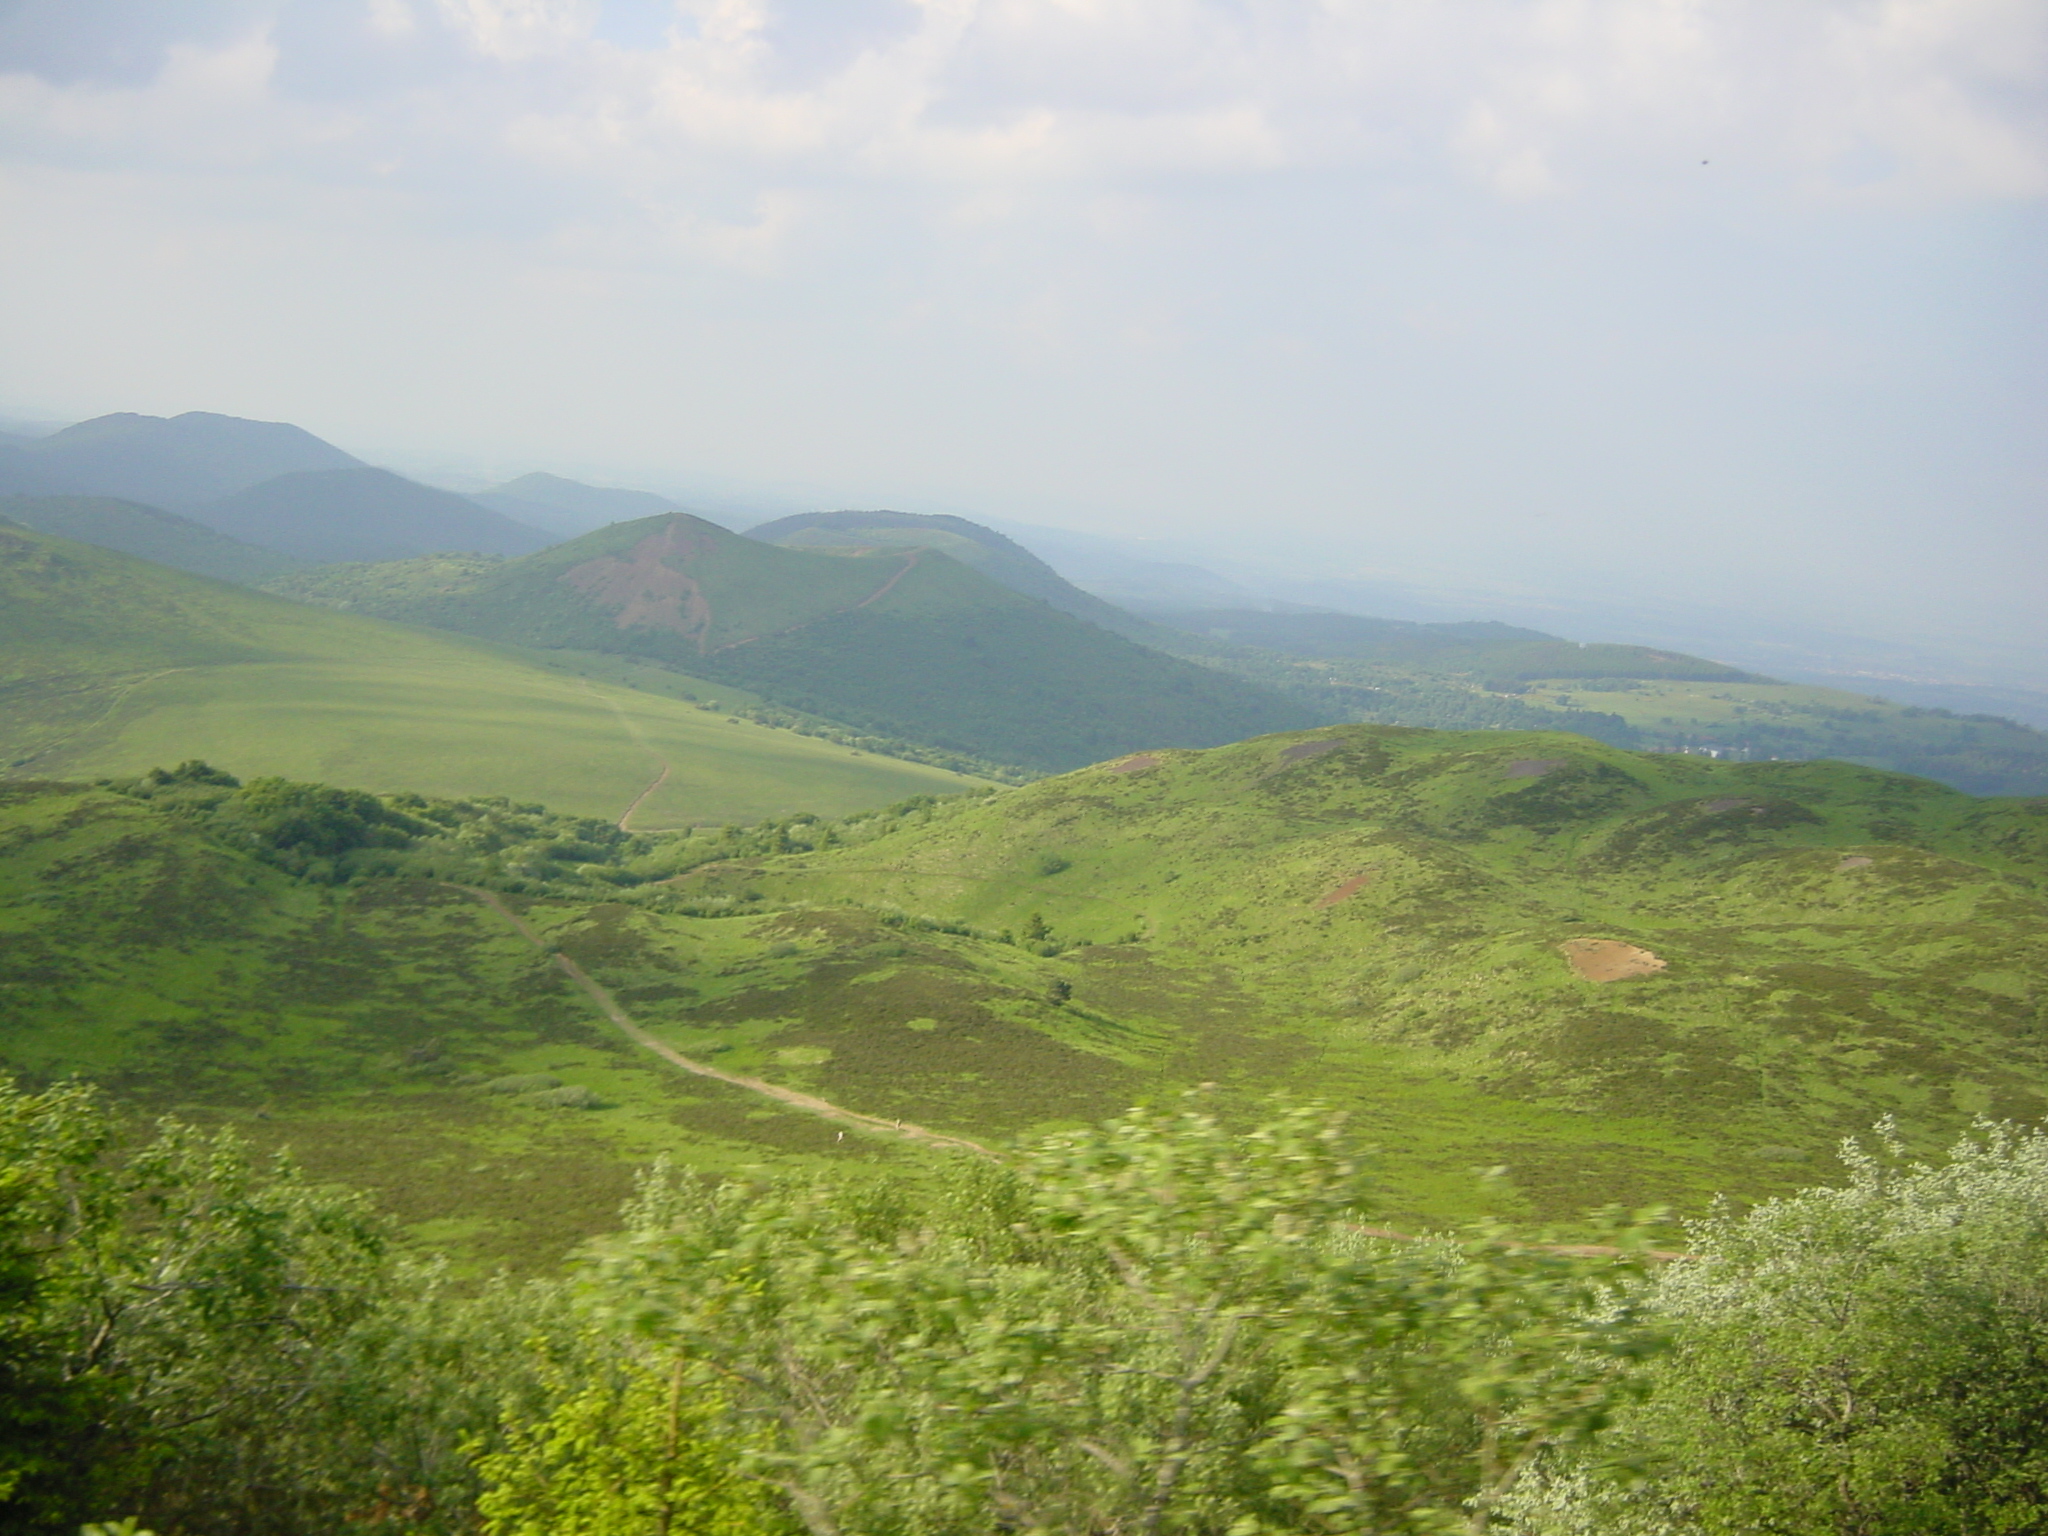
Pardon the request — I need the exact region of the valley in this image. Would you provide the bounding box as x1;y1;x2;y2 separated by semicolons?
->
4;723;2040;1275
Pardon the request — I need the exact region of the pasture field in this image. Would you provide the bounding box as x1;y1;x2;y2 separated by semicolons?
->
1;523;982;824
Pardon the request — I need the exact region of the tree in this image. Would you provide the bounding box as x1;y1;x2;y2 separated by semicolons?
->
473;1347;791;1536
1509;1119;2048;1536
578;1097;1665;1536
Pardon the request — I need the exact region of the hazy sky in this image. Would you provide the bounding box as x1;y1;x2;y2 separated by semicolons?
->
1;1;2042;662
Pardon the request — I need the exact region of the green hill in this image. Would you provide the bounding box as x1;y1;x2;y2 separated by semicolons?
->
2;724;2041;1263
0;522;982;824
195;466;555;562
748;508;1153;637
1155;607;2048;797
662;724;2048;1214
267;512;1317;772
1160;606;1760;682
0;493;304;583
0;409;362;507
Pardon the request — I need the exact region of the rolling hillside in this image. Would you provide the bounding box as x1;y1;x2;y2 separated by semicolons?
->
0;410;362;506
0;522;982;824
748;508;1151;637
2;722;2041;1265
664;724;2048;1212
0;493;304;584
1155;607;2048;797
267;512;1317;772
194;466;555;563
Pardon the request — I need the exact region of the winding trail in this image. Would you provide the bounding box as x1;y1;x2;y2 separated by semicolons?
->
616;762;671;832
458;885;994;1157
457;886;1685;1255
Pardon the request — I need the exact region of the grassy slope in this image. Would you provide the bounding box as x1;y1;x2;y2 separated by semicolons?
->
274;515;1317;773
3;726;2042;1263
1;494;304;584
668;726;2048;1217
0;524;980;824
0;782;914;1272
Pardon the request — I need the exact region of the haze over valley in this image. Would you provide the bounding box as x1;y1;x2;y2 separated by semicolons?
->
2;5;2044;1532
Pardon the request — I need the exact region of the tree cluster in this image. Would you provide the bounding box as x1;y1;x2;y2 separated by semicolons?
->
5;1076;2048;1536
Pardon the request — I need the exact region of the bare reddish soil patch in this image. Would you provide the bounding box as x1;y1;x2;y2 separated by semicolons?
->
1315;871;1379;908
1106;755;1162;774
1559;937;1668;982
1503;758;1570;779
563;520;715;643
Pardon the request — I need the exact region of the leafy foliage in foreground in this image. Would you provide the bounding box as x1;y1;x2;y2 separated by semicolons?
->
14;1078;2048;1536
587;1099;1667;1536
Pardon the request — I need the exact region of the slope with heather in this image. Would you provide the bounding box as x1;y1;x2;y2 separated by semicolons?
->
3;724;2043;1258
667;725;2048;1211
0;522;981;823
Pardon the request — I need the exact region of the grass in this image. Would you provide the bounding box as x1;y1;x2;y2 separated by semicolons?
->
4;720;2043;1266
268;514;1316;773
0;523;983;824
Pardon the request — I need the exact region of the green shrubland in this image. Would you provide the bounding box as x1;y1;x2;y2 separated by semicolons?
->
12;1076;2048;1536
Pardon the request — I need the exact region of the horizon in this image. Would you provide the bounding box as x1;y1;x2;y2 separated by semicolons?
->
1;1;2042;688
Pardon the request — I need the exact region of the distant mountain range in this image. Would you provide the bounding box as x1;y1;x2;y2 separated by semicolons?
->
8;407;2047;795
0;410;361;506
473;472;698;539
0;494;304;585
268;512;1317;773
746;508;1153;639
200;467;552;563
0;413;552;563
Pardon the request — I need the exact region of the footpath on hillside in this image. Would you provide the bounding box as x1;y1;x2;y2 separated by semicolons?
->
458;885;993;1157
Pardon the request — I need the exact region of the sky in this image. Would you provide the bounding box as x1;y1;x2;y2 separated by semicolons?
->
1;0;2043;675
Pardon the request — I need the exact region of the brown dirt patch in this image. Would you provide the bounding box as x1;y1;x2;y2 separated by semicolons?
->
562;520;715;643
1559;938;1668;983
1106;755;1161;774
1838;855;1874;870
1315;871;1379;908
1503;758;1570;779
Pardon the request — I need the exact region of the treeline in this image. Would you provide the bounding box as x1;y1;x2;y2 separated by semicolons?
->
6;1078;2048;1535
101;761;992;900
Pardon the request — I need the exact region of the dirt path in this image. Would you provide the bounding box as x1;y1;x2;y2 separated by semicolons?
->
574;679;672;832
854;550;920;608
616;762;671;832
459;885;994;1157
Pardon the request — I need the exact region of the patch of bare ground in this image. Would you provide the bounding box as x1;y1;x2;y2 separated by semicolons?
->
1559;938;1668;982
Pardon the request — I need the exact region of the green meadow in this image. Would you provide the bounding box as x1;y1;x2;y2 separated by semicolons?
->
1;523;981;824
5;722;2042;1270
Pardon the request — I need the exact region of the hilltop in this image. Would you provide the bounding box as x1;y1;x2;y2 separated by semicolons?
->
193;466;555;563
0;522;981;823
475;471;697;538
1151;606;2048;797
0;493;303;584
267;512;1317;773
0;410;361;506
748;507;1151;638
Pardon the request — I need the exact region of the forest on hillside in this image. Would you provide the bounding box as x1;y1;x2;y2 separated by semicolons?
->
7;1078;2047;1536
